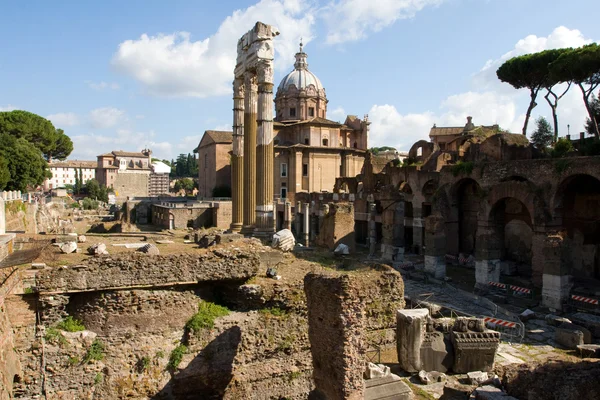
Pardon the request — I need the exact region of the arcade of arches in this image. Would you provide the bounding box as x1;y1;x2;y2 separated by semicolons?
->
330;154;600;310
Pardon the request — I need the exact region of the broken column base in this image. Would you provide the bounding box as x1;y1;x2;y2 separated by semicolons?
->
365;375;414;400
424;255;446;279
381;244;404;262
475;259;501;289
542;274;572;310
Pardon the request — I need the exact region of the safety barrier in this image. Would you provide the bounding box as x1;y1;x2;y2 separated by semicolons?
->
568;294;600;314
484;316;524;342
445;254;457;263
458;255;475;267
488;281;534;299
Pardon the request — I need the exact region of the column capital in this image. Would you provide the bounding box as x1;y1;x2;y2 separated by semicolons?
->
233;78;244;99
257;60;274;85
244;72;257;92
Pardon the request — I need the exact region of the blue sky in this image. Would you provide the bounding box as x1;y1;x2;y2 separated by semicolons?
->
1;0;598;161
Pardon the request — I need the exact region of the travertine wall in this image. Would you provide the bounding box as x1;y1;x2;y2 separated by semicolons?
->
315;202;355;251
36;248;260;293
113;171;150;201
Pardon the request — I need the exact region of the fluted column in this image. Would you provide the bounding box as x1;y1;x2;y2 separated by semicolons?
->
242;72;258;234
255;62;275;235
230;78;244;232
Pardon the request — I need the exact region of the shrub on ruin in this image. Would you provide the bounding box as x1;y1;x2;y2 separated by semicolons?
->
45;327;67;346
259;307;288;318
82;197;99;210
57;316;86;332
185;302;230;334
451;161;474;177
551;138;574;158
167;344;187;371
83;339;105;363
136;356;151;373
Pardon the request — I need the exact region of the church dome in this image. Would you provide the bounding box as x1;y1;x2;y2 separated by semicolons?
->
277;42;324;93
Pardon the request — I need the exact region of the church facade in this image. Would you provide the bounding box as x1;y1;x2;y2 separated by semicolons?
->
196;42;369;205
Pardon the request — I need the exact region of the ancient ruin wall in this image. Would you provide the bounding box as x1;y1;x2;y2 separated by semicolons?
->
36;248;260;293
0;267;22;400
315;202;356;251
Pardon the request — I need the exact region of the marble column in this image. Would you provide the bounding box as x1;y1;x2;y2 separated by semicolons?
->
255;62;275;236
284;201;292;230
230;78;244;232
368;202;377;257
295;201;302;237
303;202;310;247
242;72;258;235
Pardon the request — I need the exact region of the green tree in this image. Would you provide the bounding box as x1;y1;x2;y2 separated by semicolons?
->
0;155;10;190
85;179;101;199
530;116;553;151
0;133;51;191
0;110;73;161
550;43;600;139
551;138;575;158
174;178;195;193
497;54;548;135
369;146;396;155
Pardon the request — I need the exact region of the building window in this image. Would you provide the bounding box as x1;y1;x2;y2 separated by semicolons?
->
304;138;309;145
322;138;328;147
309;107;315;117
353;141;358;149
280;163;288;177
302;163;308;177
290;107;296;117
281;182;287;199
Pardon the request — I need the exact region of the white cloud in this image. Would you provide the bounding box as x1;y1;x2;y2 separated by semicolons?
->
475;26;593;90
46;112;79;127
70;129;173;161
369;26;597;150
87;81;120;90
0;105;18;112
111;0;315;98
322;0;444;44
89;107;126;129
177;135;204;152
328;106;346;122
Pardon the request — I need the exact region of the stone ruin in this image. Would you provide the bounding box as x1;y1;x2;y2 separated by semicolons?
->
304;271;502;399
397;309;500;374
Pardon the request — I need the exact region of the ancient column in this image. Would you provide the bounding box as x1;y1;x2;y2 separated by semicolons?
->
295;201;302;237
368;202;377;257
284;201;292;230
242;72;258;234
255;61;276;236
230;78;244;232
303;202;310;246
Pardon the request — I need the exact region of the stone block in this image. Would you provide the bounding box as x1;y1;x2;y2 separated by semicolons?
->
450;331;500;373
419;332;453;373
453;317;485;333
60;241;77;254
519;309;535;322
424;255;446;279
137;243;160;255
559;322;591;344
87;242;108;255
541;274;572;310
571;312;600;338
364;375;413;400
577;344;600;358
555;325;584;349
545;314;571;327
418;370;447;385
272;229;295;252
474;385;518;400
364;363;391;379
468;371;492;386
397;309;429;373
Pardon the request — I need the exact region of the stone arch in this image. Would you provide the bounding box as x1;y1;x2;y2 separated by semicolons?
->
408;140;434;162
399;181;412;194
447;178;483;255
552;174;600;280
486;197;534;272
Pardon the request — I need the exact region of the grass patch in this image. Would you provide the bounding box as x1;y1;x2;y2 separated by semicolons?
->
68;356;79;366
259;307;288;318
155;350;165;359
554;159;572;174
167;345;187;371
23;287;35;294
45;327;67;346
287;371;302;381
403;379;436;400
83;339;105;364
185;302;230;335
137;356;151;373
451;161;474;177
94;372;103;385
56;316;86;332
277;334;296;353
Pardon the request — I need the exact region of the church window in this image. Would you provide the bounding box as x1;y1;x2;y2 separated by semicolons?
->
309;107;315;117
302;163;308;177
304;138;309;145
280;163;288;177
322;138;328;147
280;183;287;199
353;142;358;149
290;107;296;117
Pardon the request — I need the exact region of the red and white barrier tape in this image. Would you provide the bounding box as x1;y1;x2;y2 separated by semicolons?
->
571;295;599;305
484;317;516;328
510;285;531;294
488;281;507;289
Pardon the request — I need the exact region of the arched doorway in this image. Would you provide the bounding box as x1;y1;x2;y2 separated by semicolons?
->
489;197;534;278
555;174;600;281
